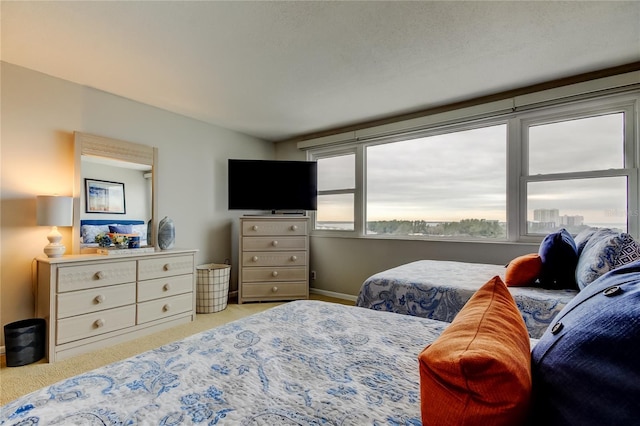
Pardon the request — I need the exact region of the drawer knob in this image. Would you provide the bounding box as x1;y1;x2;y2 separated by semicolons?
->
272;240;278;246
94;271;104;280
272;286;278;293
94;319;105;328
252;225;259;231
290;255;297;262
163;303;171;312
163;283;171;291
94;295;105;304
163;264;171;271
252;256;259;262
291;225;298;231
272;271;279;277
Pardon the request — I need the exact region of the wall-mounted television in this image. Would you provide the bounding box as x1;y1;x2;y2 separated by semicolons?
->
228;159;318;212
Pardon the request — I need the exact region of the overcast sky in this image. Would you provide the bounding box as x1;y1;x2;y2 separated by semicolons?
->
319;113;626;225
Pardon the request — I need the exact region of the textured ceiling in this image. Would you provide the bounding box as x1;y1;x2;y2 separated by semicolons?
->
2;1;639;141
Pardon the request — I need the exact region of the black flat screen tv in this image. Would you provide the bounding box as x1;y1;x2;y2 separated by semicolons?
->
228;159;318;212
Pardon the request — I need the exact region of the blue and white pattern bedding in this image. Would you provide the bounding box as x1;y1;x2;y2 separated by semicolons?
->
356;260;578;338
1;300;448;425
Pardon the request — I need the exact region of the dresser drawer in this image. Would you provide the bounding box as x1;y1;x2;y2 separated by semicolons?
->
57;305;136;344
57;283;136;319
137;293;193;324
242;236;307;251
242;267;307;282
242;220;307;236
241;282;308;299
242;251;307;267
138;274;194;302
57;261;137;292
138;255;194;280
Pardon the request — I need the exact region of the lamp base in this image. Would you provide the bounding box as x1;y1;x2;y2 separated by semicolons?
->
44;226;66;258
44;243;66;258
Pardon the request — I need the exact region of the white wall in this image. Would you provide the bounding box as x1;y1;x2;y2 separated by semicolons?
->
0;62;274;346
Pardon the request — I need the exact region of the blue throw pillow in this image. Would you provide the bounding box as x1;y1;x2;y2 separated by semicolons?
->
530;260;640;425
538;228;578;290
109;224;133;234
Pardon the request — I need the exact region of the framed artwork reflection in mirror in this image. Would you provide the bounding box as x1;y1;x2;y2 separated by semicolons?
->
85;178;126;214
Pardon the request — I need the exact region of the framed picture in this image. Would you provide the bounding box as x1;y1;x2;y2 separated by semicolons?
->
85;178;126;214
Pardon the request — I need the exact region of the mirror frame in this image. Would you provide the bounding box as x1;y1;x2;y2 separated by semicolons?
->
73;131;158;254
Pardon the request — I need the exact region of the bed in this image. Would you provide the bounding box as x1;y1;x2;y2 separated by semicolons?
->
1;300;449;425
356;260;578;338
80;219;148;252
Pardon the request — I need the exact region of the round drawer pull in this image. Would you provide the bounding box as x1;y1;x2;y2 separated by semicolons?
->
290;255;297;262
272;240;278;246
163;283;171;291
94;295;105;304
291;225;298;231
272;271;279;277
163;303;171;312
272;286;278;293
252;225;259;231
252;256;259;262
94;319;105;328
163;264;171;271
94;271;104;280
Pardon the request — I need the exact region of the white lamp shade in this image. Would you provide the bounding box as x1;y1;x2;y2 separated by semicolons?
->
36;196;73;226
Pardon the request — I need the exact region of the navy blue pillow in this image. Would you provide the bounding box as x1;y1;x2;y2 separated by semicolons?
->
530;260;640;425
538;228;578;289
109;224;132;234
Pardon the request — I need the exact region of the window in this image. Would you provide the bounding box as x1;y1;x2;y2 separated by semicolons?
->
315;152;356;231
366;124;507;239
308;90;639;241
522;109;633;235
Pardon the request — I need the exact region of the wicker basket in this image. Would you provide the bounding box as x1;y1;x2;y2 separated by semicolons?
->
196;263;231;313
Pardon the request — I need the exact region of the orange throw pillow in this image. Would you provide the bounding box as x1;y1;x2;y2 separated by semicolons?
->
418;276;531;426
505;254;542;287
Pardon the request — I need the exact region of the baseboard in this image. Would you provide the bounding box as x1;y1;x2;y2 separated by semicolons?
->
310;288;358;302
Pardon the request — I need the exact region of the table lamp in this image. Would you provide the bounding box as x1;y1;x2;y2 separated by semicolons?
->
36;195;73;257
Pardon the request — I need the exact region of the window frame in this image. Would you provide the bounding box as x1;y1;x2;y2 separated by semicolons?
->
516;96;639;242
307;90;640;242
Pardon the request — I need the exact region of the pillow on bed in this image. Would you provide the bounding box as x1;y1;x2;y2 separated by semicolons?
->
573;226;599;256
530;260;640;425
131;224;147;241
418;276;531;426
538;228;578;290
505;253;542;287
109;224;133;234
81;224;111;243
575;228;640;289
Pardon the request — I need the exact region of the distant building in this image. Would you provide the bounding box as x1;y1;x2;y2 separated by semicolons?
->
560;215;584;227
534;209;560;225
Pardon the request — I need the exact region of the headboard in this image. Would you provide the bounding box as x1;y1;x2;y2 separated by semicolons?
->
80;219;146;228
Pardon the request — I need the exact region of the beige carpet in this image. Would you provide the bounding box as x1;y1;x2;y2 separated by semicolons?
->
0;295;353;406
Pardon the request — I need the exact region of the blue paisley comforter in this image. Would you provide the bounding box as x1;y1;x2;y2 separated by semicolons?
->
356;260;577;338
1;300;448;425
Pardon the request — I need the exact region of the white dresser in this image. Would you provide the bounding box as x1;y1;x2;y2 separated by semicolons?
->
36;249;197;362
239;216;309;304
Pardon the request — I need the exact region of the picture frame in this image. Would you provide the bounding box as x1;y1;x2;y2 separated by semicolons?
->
85;178;126;214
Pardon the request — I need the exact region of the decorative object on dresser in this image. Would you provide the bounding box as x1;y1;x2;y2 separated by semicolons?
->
35;249;197;362
158;216;175;250
239;216;309;303
36;195;73;258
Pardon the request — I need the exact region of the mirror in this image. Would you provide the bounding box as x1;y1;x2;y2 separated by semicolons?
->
72;132;158;254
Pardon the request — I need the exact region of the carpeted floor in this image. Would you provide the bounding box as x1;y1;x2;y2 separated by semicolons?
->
0;294;353;406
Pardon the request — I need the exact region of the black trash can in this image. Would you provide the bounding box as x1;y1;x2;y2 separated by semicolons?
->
4;318;46;367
